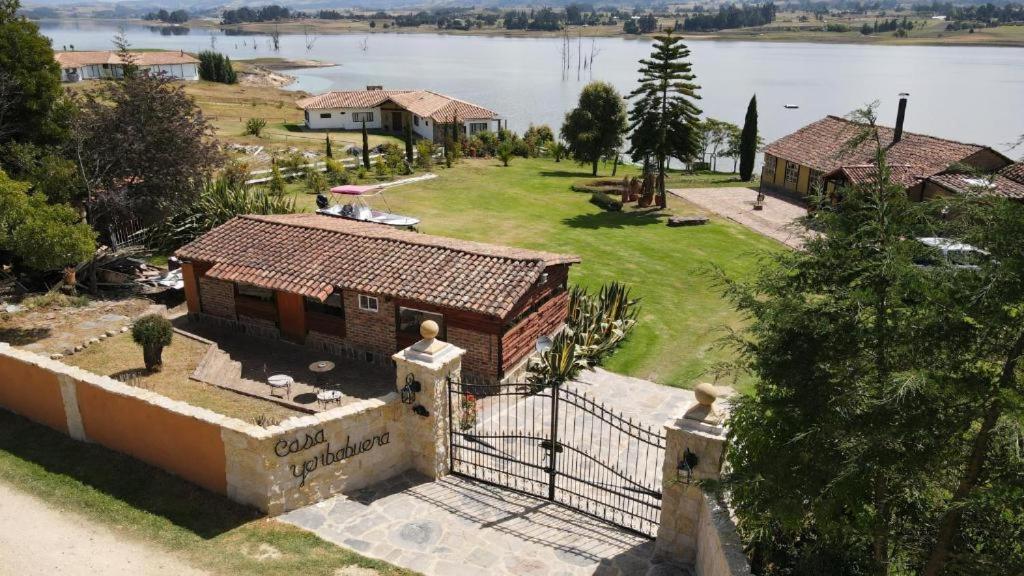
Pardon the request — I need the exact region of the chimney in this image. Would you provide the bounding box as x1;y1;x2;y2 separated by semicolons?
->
893;93;909;144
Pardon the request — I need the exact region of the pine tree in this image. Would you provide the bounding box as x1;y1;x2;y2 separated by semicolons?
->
627;30;702;207
223;55;237;84
739;94;758;181
404;120;414;164
325;133;333;158
361;121;370;169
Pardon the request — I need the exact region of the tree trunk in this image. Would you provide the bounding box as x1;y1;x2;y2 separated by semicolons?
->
919;327;1024;576
611;153;619;176
143;344;164;372
591;158;598;176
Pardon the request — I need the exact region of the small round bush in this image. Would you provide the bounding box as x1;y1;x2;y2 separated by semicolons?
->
132;314;173;371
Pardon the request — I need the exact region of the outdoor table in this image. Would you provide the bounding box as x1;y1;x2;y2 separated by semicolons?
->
309;360;335;389
317;389;343;409
267;374;293;399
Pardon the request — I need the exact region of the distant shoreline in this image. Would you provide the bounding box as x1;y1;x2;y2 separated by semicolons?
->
35;17;1024;49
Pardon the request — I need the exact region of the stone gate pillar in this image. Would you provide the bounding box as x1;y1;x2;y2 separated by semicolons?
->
655;382;731;566
392;320;465;480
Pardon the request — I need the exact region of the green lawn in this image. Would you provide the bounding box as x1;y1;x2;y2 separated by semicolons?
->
0;410;415;576
294;157;780;390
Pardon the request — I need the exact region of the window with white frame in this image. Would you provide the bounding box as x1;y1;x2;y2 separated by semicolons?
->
358;294;379;312
763;155;777;181
319;112;332;119
352;112;374;123
784;161;800;187
469;122;489;135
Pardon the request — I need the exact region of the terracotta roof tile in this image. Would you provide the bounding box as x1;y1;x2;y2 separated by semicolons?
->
826;164;929;189
926;172;1024;200
296;89;500;122
54;50;198;67
1000;161;1024;184
176;214;578;319
764;115;991;177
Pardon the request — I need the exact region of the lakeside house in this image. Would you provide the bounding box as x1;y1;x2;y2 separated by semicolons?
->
296;87;503;143
176;214;578;382
760;97;1014;200
54;50;200;82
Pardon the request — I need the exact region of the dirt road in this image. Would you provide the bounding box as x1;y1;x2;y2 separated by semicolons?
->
0;481;208;576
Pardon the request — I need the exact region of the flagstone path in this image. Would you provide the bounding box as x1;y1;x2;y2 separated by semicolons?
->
670;187;810;249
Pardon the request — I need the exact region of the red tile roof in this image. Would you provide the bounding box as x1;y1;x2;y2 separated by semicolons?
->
1001;161;1024;184
825;164;930;189
764;115;992;176
54;50;198;67
176;214;578;319
296;89;500;122
926;172;1024;200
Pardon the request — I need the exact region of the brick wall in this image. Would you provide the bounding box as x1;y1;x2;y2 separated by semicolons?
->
448;326;499;380
343;290;396;362
199;277;235;318
501;291;569;372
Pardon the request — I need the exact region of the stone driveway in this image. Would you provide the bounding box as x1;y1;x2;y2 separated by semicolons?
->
670;187;810;249
280;369;698;576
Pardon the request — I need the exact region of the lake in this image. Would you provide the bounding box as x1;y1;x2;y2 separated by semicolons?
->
40;19;1024;155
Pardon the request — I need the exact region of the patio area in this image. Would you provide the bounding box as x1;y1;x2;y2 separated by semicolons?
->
177;319;395;414
670;186;811;249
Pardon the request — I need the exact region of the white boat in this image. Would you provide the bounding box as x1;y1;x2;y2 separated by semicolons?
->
784;104;799;109
317;184;420;228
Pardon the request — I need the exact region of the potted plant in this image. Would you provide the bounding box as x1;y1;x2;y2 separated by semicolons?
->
131;314;173;372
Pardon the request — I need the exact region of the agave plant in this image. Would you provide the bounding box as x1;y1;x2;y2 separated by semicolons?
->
562;281;640;367
147;177;297;250
527;330;586;390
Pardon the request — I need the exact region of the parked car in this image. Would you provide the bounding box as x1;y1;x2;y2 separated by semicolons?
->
915;237;992;271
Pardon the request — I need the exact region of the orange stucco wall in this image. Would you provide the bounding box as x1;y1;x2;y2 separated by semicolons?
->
74;380;227;494
0;353;68;433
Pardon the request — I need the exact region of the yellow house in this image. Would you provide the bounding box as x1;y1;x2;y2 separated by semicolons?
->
760;112;1011;201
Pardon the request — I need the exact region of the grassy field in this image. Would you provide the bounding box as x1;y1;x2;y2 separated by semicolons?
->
65;332;296;423
181;80;403;167
291;157;777;390
0;410;414;576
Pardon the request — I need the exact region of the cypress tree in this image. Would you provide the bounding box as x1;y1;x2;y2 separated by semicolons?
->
739;94;758;181
325;133;333;158
627;30;702;207
404;120;414;164
361;121;370;169
223;55;237;84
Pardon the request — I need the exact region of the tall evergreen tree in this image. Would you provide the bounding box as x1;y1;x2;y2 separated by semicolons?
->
0;0;64;144
627;30;702;206
325;133;332;158
404;120;414;164
739;94;758;181
361;121;370;169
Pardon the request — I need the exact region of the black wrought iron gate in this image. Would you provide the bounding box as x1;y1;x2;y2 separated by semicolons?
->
447;377;666;537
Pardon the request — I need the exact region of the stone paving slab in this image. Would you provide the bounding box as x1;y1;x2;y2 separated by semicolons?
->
670;187;810;249
281;474;692;576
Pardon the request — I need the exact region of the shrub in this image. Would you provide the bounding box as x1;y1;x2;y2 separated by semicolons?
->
415;140;435;170
589;191;622;211
245;117;267;137
131;314;173;372
304;167;327;194
268;164;286;196
324;158;349;185
497;142;514;166
550;140;568;162
221;160;250;189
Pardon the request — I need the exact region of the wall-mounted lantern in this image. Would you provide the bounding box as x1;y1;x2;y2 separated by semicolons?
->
535;336;553;355
677;448;699;484
401;373;421;405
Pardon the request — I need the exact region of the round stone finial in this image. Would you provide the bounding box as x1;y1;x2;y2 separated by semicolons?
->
420;319;439;340
694;382;718;407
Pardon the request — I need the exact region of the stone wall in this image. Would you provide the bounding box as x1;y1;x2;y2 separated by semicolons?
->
0;343;432;516
198;276;235;318
223;394;408;515
696;493;752;576
343;290;396;362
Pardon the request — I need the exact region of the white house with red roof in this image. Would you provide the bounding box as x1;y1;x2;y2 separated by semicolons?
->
54;50;199;82
296;87;503;143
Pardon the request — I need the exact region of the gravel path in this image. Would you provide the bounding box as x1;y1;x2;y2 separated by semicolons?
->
0;481;208;576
